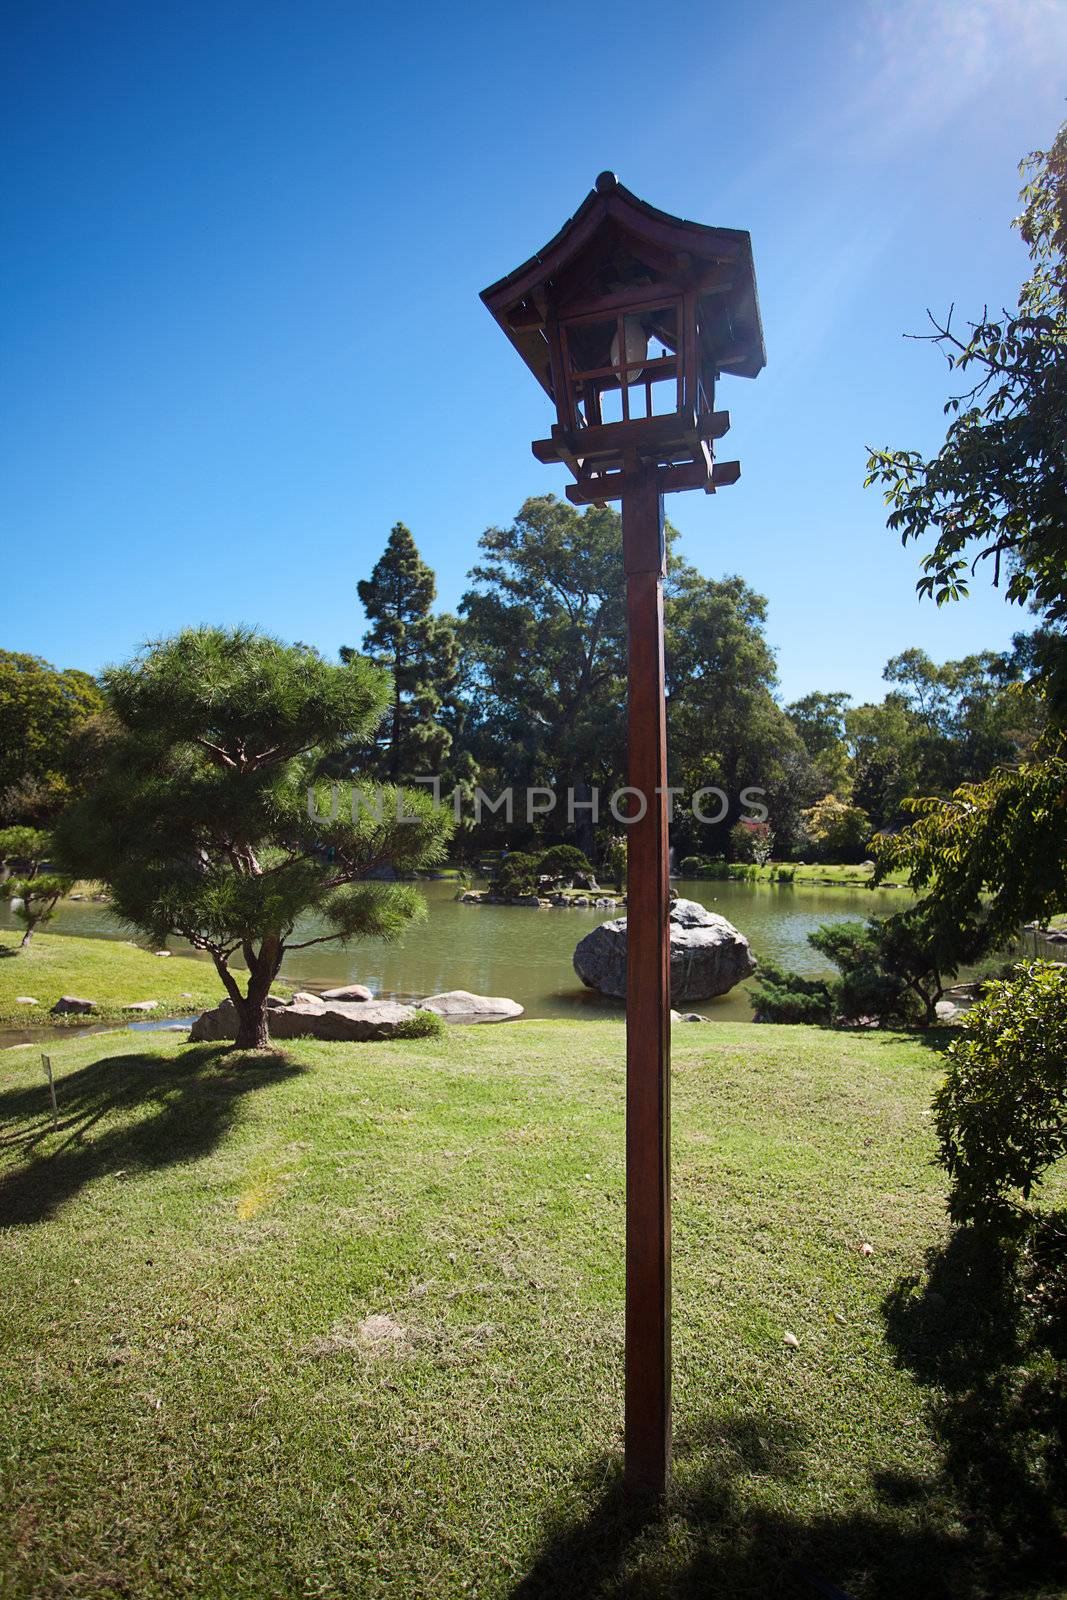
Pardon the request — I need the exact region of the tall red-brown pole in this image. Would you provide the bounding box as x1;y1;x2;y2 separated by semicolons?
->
622;466;671;1496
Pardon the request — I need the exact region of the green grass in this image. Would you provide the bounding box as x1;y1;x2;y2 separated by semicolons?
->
0;929;286;1026
0;1020;1062;1599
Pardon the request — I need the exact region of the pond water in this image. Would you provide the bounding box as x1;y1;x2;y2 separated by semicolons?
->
2;878;928;1024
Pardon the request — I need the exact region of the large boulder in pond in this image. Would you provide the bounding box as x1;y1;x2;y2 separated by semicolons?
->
573;897;756;1003
189;996;418;1043
416;990;523;1024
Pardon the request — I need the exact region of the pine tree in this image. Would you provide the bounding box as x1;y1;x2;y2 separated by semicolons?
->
347;524;456;779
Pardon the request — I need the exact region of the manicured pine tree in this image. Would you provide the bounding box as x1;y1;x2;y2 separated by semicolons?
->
54;628;452;1050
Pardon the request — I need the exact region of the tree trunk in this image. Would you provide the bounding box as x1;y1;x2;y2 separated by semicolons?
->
20;923;33;947
234;999;270;1050
231;937;283;1050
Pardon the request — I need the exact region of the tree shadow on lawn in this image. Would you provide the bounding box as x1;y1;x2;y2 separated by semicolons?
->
514;1232;1067;1600
0;1044;304;1226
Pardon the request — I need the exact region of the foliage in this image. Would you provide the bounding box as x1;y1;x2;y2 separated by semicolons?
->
729;818;774;865
457;495;803;855
52;628;451;1049
342;523;461;781
605;834;627;892
750;964;834;1025
752;904;985;1028
786;690;853;797
866;119;1067;722
665;567;807;856
934;963;1067;1225
392;1008;447;1040
800;795;872;863
0;826;71;946
874;741;1067;947
0;651;106;824
535;844;592;884
491;851;541;898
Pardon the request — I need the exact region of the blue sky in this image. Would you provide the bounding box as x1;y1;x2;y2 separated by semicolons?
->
4;0;1065;705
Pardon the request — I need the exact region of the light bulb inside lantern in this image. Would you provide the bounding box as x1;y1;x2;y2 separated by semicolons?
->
610;317;648;388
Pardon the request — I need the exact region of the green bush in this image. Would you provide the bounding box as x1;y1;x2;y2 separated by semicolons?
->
679;855;706;876
536;844;592;884
934;963;1067;1224
492;851;541;897
393;1009;447;1040
750;965;834;1025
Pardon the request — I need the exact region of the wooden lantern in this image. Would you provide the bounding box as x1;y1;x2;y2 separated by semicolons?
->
481;171;765;505
481;176;764;1498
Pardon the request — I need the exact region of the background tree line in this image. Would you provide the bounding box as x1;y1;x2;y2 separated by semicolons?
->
1;511;1047;870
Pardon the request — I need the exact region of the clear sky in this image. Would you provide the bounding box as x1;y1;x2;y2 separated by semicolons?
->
4;0;1065;705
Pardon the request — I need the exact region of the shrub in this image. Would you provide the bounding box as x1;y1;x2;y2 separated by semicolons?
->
393;1009;447;1040
679;855;706;876
492;851;541;897
934;963;1067;1224
730;819;774;864
536;844;593;884
750;965;834;1024
605;835;627;892
801;795;872;864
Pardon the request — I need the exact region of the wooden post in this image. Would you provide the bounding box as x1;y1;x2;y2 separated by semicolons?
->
622;467;671;1496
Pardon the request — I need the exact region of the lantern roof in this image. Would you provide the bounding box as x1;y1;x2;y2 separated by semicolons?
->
481;173;766;397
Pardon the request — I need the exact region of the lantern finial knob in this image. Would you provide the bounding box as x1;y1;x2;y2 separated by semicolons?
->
595;171;619;194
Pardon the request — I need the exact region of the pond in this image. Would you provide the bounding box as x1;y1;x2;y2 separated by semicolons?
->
1;877;933;1023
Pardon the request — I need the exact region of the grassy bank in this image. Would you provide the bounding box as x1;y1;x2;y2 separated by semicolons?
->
0;929;272;1025
1;1021;1063;1598
687;863;911;888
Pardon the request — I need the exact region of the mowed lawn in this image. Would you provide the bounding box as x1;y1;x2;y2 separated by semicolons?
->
0;1020;1061;1599
0;930;232;1025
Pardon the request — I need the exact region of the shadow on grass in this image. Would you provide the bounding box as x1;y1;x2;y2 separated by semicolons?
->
513;1412;967;1600
0;1044;303;1226
515;1231;1067;1600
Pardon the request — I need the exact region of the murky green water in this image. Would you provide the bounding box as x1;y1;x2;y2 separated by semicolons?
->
2;878;923;1023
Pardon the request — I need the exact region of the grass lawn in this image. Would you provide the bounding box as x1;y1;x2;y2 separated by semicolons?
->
0;1021;1063;1599
0;930;288;1026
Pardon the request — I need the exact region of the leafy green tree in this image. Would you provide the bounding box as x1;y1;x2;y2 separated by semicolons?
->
934;963;1067;1224
536;844;593;885
344;524;459;780
459;496;629;855
875;750;1067;948
665;569;807;856
800;795;872;863
753;905;983;1028
866;119;1067;720
0;651;106;823
0;825;71;946
729;818;773;864
54;628;451;1050
458;496;805;859
786;690;853;798
867;121;1067;933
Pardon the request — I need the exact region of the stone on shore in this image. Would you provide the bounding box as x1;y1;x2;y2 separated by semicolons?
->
320;983;374;1002
573;897;756;1003
416;990;524;1024
188;997;418;1043
123;1001;159;1013
50;996;98;1016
